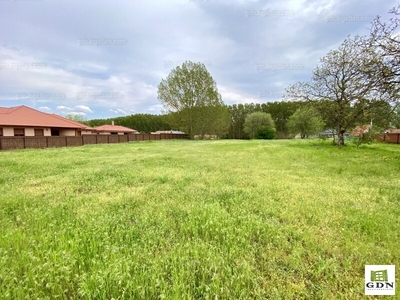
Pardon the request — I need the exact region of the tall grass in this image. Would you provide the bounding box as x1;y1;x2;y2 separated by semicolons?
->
0;140;399;299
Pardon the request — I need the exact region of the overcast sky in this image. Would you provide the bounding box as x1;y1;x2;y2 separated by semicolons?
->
0;0;397;119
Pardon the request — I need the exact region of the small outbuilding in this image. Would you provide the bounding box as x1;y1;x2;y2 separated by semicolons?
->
382;129;400;144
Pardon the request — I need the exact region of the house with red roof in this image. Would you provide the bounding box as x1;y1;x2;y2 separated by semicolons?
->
0;105;94;137
94;121;139;135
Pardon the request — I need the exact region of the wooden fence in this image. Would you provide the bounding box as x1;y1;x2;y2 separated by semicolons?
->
380;133;400;144
0;133;188;151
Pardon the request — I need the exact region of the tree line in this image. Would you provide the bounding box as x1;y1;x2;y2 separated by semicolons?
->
81;101;399;139
78;5;400;145
84;114;170;134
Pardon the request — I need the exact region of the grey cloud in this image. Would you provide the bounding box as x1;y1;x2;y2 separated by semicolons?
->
0;0;397;117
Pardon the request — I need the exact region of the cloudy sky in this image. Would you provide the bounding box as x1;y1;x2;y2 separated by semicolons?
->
0;0;397;119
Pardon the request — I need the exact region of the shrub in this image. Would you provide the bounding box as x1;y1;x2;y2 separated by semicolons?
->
256;127;276;139
352;130;378;147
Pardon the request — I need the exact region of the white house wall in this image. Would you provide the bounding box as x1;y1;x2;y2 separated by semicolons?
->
25;128;35;136
2;127;14;136
59;129;76;136
0;127;82;136
80;130;93;135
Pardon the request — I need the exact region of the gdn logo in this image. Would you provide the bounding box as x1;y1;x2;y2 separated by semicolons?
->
365;265;395;295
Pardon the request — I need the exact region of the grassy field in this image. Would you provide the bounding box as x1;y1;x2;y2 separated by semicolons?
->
0;139;399;299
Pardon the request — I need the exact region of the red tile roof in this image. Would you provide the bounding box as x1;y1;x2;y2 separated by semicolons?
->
0;105;92;129
94;124;138;133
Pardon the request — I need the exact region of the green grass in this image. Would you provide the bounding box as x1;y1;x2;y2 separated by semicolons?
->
0;139;399;299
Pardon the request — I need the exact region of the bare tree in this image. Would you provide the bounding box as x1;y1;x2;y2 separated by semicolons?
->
286;37;387;146
368;5;400;88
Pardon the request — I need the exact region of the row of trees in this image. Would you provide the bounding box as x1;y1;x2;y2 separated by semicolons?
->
155;62;331;139
81;6;399;144
81;99;400;138
84;113;170;133
82;102;368;139
227;102;300;139
156;6;399;145
81;89;399;139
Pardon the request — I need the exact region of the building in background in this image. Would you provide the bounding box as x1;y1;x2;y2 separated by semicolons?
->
94;121;139;135
0;105;94;137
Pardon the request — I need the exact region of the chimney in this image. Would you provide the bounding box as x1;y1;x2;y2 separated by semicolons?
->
112;120;114;126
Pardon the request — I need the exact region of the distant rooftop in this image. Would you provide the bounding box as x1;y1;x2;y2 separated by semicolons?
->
0;105;93;129
151;130;185;134
94;124;138;133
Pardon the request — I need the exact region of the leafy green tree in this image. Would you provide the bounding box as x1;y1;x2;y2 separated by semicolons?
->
227;104;243;139
243;112;275;139
261;101;303;138
357;100;393;129
287;107;325;139
226;101;303;139
390;106;400;128
191;104;230;139
65;114;88;124
206;105;230;138
157;61;225;138
227;104;252;139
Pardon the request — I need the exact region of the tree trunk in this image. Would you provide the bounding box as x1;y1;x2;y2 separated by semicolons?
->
337;130;346;146
189;110;193;139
